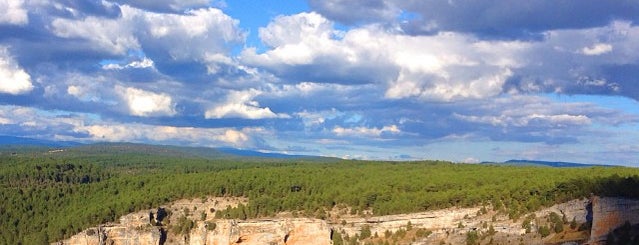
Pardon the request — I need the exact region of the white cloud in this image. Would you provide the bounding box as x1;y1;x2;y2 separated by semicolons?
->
0;105;87;133
333;125;400;137
50;5;245;61
499;21;639;98
259;12;335;48
56;73;115;103
0;0;28;25
116;86;176;117
0;46;33;95
582;43;613;56
295;108;341;127
205;89;289;119
138;6;245;61
462;157;480;164
102;57;154;70
111;0;212;13
452;95;601;129
51;15;138;55
0;105;259;148
221;129;249;145
455;113;591;128
243;13;525;101
246;15;639;102
203;53;235;74
80;124;252;147
242;12;342;66
67;85;82;97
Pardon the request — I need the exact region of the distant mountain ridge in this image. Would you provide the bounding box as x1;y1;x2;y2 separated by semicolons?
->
486;159;610;168
0;135;321;160
216;147;317;159
0;136;615;165
0;135;82;147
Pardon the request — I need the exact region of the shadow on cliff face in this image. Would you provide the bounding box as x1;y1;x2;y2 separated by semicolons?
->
555;174;639;244
159;228;167;245
591;175;639;199
586;202;592;226
605;222;639;245
551;174;639;201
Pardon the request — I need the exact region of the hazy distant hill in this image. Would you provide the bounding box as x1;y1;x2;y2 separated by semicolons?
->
216;147;319;159
69;143;324;160
486;159;609;168
0;136;608;165
0;135;82;147
0;136;323;160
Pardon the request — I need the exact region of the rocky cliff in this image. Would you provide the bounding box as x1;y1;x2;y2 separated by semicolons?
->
58;197;332;245
588;196;639;245
57;196;639;245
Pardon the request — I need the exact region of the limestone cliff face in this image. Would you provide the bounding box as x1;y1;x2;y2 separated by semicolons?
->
535;198;590;224
62;219;332;245
58;197;332;245
58;196;639;245
186;219;332;245
62;226;163;245
589;196;639;245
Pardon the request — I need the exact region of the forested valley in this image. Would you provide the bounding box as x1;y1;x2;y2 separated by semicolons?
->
2;144;639;244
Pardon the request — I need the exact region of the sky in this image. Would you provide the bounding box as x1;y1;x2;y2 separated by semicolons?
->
1;0;639;165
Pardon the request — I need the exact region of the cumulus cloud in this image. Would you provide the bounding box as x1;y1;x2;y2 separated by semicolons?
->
581;43;613;56
110;0;212;13
0;104;260;148
259;12;336;48
308;0;399;24
50;14;138;55
503;21;639;100
450;95;636;144
66;85;82;97
333;124;400;137
138;7;244;60
244;13;525;101
309;0;639;38
454;112;591;128
44;73;115;106
80;124;251;146
0;0;28;25
0;46;33;95
0;105;87;138
462;157;480;164
295;108;342;127
116;86;176;117
249;13;639;102
65;80;109;104
48;4;245;79
205;89;289;119
102;57;154;70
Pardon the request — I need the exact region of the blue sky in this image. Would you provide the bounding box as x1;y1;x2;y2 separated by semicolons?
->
1;0;639;165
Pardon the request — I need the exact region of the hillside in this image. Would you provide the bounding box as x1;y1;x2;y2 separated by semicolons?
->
487;160;610;168
0;136;327;161
1;144;639;244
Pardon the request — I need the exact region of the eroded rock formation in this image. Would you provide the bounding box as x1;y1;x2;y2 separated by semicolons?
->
57;196;639;245
588;196;639;245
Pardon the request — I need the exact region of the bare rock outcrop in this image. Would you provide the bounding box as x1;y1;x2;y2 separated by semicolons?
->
62;225;163;245
588;196;639;245
58;197;332;245
535;198;590;224
58;196;639;245
186;219;332;245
